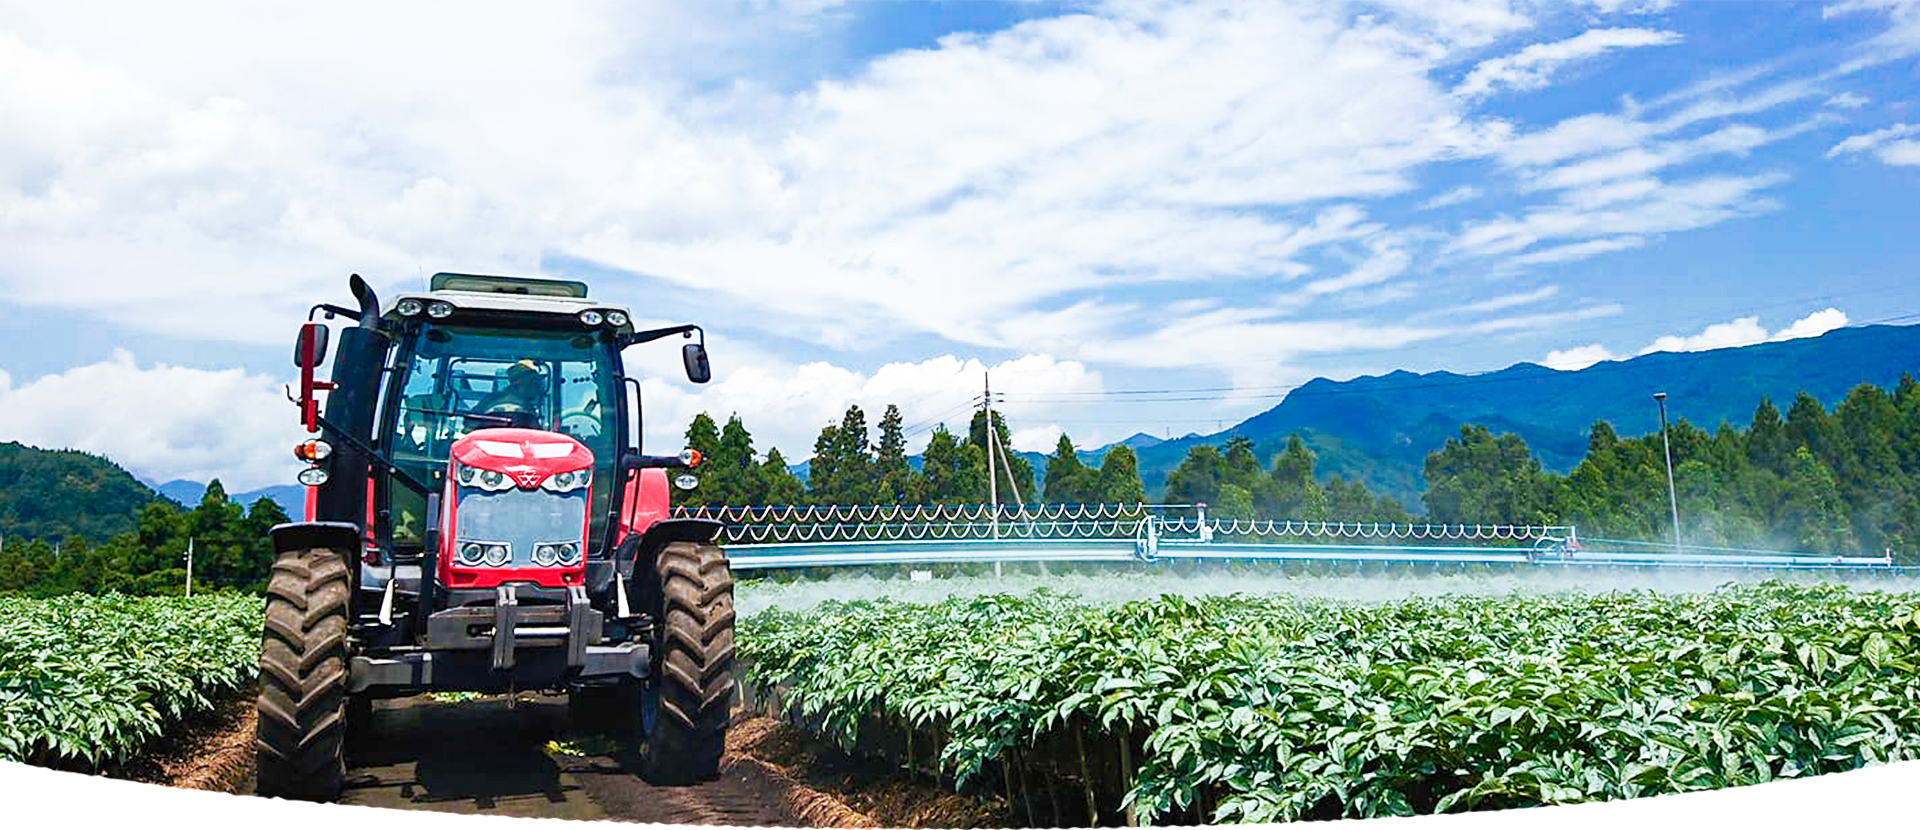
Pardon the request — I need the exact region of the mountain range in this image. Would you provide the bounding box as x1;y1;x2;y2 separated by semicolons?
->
1119;323;1920;508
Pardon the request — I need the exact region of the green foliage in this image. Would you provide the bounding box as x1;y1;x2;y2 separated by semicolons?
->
875;405;922;505
0;478;284;597
741;582;1920;823
1165;433;1406;522
1428;379;1920;560
0;442;158;544
1423;426;1558;525
0;593;259;768
679;412;807;506
970;409;1036;501
1043;434;1099;504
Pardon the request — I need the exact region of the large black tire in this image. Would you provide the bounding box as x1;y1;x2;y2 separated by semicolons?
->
254;547;350;801
640;540;736;784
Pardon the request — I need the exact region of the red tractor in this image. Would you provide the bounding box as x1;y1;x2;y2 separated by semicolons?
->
261;272;733;801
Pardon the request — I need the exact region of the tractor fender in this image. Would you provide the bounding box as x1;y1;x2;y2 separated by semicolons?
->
618;518;724;579
270;521;363;556
634;518;724;559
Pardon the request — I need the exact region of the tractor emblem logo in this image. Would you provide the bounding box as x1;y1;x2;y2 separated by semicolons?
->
513;470;544;489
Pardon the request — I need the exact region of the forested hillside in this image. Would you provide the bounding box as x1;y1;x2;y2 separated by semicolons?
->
0;479;287;597
0;441;157;543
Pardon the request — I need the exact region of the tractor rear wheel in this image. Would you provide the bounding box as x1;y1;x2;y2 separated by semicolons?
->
640;540;736;784
255;546;350;801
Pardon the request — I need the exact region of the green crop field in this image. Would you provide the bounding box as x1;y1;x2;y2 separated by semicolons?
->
739;581;1920;824
0;593;260;768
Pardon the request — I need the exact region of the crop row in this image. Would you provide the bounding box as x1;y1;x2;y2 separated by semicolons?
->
0;593;261;768
738;582;1920;824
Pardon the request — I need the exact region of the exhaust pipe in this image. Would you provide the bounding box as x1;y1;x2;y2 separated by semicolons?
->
348;273;382;328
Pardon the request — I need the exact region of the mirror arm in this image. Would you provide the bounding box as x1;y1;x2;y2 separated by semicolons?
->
623;324;702;347
308;303;359;322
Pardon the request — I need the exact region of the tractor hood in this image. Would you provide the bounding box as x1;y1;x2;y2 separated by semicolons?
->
450;428;594;489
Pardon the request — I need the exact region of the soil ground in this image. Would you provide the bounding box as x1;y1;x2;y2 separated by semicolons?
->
49;695;255;830
217;695;802;830
105;689;1009;827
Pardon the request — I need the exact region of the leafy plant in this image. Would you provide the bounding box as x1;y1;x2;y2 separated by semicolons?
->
739;581;1920;823
0;593;259;769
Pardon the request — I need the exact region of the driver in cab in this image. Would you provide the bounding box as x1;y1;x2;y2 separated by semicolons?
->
474;358;547;429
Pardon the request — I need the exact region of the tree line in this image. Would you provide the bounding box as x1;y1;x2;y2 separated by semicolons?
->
7;375;1913;596
0;480;288;597
1419;376;1920;561
674;404;1148;508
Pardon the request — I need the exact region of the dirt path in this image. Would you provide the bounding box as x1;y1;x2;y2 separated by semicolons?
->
217;695;802;826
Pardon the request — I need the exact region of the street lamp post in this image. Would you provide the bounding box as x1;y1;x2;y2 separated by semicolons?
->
1653;392;1682;553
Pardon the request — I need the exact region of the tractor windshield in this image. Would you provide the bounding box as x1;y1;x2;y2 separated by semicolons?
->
386;324;619;551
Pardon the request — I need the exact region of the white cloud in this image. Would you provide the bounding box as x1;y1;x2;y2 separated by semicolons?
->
1637;307;1849;356
1825;0;1920;73
1544;308;1849;370
1451;285;1559;314
1827;123;1920;167
1582;0;1675;12
1771;307;1849;340
1455;28;1681;100
1419;185;1482;209
1825;92;1870;109
1638;316;1770;355
1;1;1517;361
1304;243;1410;295
1543;343;1619;370
1510;235;1645;265
1009;424;1068;454
0;350;300;492
1452;173;1786;261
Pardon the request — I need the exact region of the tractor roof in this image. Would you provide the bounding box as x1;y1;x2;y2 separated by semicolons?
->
383;272;635;336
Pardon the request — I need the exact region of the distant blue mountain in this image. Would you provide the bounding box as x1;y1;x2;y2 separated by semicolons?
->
1130;322;1920;509
153;479;304;518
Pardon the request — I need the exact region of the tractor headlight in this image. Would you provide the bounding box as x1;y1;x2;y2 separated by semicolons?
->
456;541;487;567
531;542;581;568
605;310;629;327
427;301;454;319
540;469;590;493
455;463;516;492
396;298;425;317
483;543;511;567
577;309;604;326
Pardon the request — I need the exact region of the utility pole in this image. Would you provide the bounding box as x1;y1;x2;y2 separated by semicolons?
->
184;537;194;598
1654;392;1682;554
982;372;1001;578
983;373;998;537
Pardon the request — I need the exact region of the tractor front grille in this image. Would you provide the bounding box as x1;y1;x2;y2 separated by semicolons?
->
453;485;589;568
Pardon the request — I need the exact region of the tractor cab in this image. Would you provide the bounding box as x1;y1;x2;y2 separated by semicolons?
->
265;273;734;802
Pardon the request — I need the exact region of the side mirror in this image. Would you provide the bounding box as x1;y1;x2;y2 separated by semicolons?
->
682;343;711;384
294;322;331;369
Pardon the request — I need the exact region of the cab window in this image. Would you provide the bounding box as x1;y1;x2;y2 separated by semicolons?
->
386;325;618;549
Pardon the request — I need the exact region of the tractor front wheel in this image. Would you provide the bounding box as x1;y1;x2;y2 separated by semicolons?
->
255;546;350;801
640;540;736;784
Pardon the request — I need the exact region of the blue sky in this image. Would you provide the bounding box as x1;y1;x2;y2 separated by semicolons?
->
0;0;1916;491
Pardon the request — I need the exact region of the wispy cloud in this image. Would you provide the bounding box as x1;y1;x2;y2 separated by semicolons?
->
1455;28;1682;100
1419;185;1483;209
1827;123;1920;166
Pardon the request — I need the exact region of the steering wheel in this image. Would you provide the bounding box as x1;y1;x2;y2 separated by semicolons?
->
560;395;603;439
